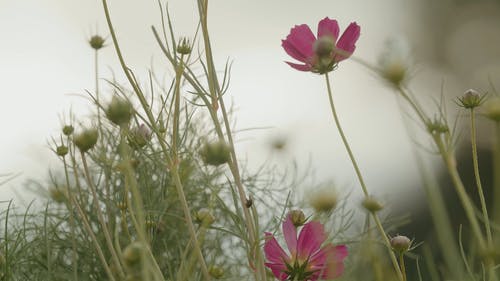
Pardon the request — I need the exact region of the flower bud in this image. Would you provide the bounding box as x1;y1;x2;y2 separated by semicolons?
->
458;89;484;109
362;196;383;213
49;186;66;203
200;141;231;166
378;38;411;86
106;96;133;126
288;209;306;227
309;189;338;213
56;145;68;157
390;235;412;253
89;35;105;50
426;118;448;134
127;124;152;149
209;265;224;279
195;208;215;226
484;97;500;122
122;242;144;268
62;125;74;136
177;37;192;55
74;129;98;153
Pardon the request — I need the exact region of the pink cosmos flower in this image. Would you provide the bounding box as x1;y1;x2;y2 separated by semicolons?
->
264;213;348;281
282;18;360;74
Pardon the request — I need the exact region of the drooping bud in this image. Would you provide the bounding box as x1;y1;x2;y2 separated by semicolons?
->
200;140;231;166
127;124;152;149
309;188;338;213
177;37;192;55
56;145;68;157
106;96;134;126
73;128;98;153
362;196;384;213
195;208;215;226
484;96;500;122
288;209;306;227
457;89;485;109
390;235;412;253
208;265;224;279
89;35;105;50
62;125;74;136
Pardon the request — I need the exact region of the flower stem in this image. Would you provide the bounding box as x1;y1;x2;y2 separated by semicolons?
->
493;122;500;235
399;253;407;281
469;108;493;246
324;73;403;281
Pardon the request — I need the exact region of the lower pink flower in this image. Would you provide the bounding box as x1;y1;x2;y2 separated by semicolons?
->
264;213;348;281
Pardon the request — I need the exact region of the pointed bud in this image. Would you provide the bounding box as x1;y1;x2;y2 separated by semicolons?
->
200;141;231;166
106;96;134;126
177;37;192;55
89;35;105;50
309;189;338;213
362;196;384;213
288;209;306;227
62;125;74;136
458;89;485;109
74;129;98;153
484;97;500;122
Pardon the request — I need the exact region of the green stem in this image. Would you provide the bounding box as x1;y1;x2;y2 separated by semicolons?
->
62;156;79;281
324;73;403;281
399;253;407;281
469;108;493;246
493;122;500;234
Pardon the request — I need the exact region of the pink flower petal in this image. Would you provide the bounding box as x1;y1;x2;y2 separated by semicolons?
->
317;17;340;41
264;232;289;264
296;221;326;260
265;262;289;281
335;22;360;62
285;61;312;72
310;244;348;266
282;40;309;63
282;214;298;255
283;24;316;62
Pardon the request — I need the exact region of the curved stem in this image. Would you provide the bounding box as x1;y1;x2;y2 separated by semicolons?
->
324;72;403;281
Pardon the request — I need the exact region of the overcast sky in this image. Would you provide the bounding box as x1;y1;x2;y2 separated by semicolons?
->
0;0;461;208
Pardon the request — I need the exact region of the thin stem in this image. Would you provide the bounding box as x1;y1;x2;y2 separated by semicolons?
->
62;156;79;281
399;253;407;281
493;122;500;234
324;72;403;281
469;108;493;246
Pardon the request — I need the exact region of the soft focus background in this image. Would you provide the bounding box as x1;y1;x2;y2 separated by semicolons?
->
1;0;500;215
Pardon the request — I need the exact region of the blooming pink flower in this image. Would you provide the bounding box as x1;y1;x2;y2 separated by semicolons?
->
282;18;360;73
264;213;348;281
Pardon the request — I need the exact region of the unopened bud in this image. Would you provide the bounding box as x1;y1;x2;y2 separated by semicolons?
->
195;208;215;226
390;235;412;253
378;37;411;86
74;129;98;153
458;89;484;109
362;196;383;213
426;118;448;134
106;96;133;126
49;186;66;203
209;265;224;279
200;141;231;166
56;145;68;157
89;35;105;50
62;125;74;136
177;37;192;55
127;124;152;149
288;209;306;227
484;97;500;122
309;189;338;213
122;242;144;268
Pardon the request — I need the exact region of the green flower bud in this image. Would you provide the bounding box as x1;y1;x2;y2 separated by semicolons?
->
106;96;134;126
177;37;192;55
195;208;215;226
484;97;500;122
73;129;98;153
200;141;231;166
390;235;412;253
49;186;66;203
127;124;151;149
62;125;74;136
362;196;384;213
288;209;306;227
89;35;105;50
209;265;224;279
122;242;144;268
56;145;68;157
457;89;485;109
309;189;338;213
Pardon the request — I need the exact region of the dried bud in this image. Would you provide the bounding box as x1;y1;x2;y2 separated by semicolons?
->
62;125;74;136
89;35;105;50
127;124;152;149
73;129;98;153
457;89;485;109
288;209;306;227
122;242;144;268
195;208;215;226
106;96;133;126
56;145;68;157
177;37;192;55
208;265;224;279
390;235;412;253
200;141;231;166
484;97;500;122
309;189;338;213
362;196;383;213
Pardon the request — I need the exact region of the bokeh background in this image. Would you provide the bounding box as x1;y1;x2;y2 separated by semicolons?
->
1;0;500;220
